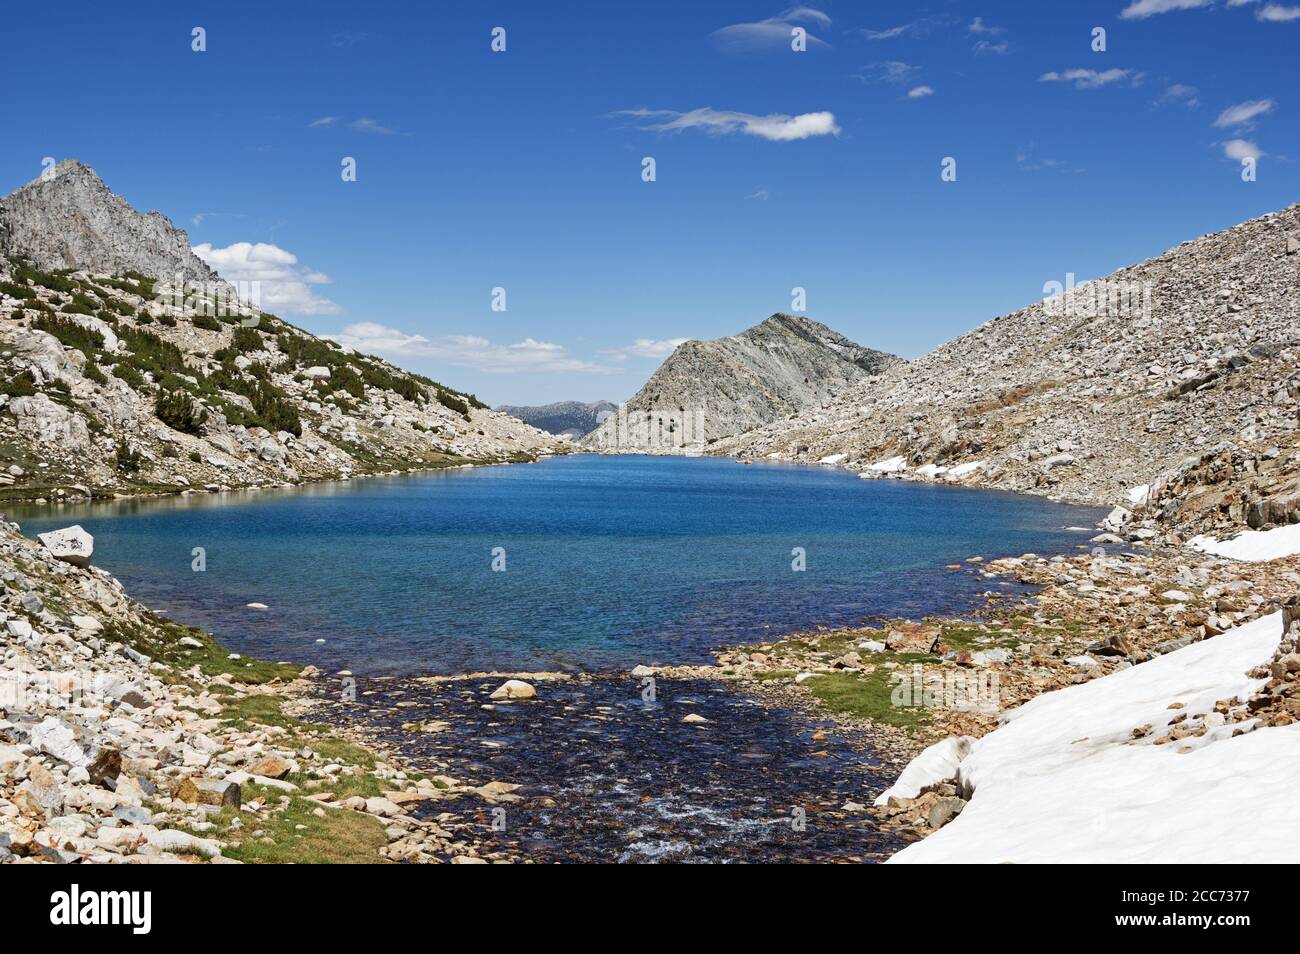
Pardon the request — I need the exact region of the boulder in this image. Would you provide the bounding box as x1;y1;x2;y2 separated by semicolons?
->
885;623;941;654
29;717;88;766
304;366;331;380
249;755;293;780
6;394;91;448
489;679;537;700
175;776;242;808
36;525;94;568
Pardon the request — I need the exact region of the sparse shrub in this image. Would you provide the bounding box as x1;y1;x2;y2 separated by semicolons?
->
154;388;207;435
112;362;146;390
1;370;37;397
115;440;143;473
32;313;104;357
192;315;221;332
84;358;108;384
436;390;470;418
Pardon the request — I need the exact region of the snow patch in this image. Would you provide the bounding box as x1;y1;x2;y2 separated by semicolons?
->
818;453;848;465
1190;524;1300;563
874;736;973;807
868;455;908;473
888;612;1287;863
1127;484;1150;506
946;460;986;479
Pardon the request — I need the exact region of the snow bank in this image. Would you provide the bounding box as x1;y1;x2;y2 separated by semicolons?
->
946;460;986;479
818;453;848;465
1190;524;1300;562
889;612;1294;863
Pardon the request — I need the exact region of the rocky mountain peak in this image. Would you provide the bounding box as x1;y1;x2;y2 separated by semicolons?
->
0;158;220;285
584;314;900;453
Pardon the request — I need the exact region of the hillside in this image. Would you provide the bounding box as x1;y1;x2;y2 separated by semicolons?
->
0;161;563;502
496;399;616;439
584;313;900;453
719;206;1300;542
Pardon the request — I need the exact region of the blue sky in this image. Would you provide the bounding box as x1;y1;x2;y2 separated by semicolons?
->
4;0;1297;405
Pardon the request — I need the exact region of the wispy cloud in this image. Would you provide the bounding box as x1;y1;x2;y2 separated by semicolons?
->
190;211;247;228
193;241;340;316
1120;0;1213;18
603;340;696;361
350;117;395;135
862;24;913;39
613;107;840;141
1214;98;1275;127
907;86;935;99
602;338;690;361
1222;138;1263;161
1155;83;1201;108
860;15;951;40
331;322;621;374
968;16;1005;34
1039;68;1135;89
748;189;772;201
308;116;339;128
1015;143;1082;173
711;6;830;52
856;60;920;85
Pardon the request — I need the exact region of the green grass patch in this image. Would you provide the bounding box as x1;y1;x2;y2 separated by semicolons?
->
803;660;937;733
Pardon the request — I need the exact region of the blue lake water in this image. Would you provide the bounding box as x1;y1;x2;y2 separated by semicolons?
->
11;455;1103;674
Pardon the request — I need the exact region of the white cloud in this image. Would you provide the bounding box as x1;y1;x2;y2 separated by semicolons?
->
1120;0;1213;18
711;6;830;51
602;338;689;361
193;241;340;316
907;86;935;98
973;39;1010;54
615;107;839;141
1223;138;1263;161
330;322;620;374
1214;98;1275;127
748;189;772;200
1257;3;1300;20
1039;68;1133;89
308;116;339;128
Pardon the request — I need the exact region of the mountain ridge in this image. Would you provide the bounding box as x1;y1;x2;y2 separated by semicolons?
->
496;399;617;438
0;160;563;501
718;204;1300;542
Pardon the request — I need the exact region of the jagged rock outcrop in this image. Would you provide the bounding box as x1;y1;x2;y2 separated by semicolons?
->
0;160;220;285
496;399;617;439
0;160;566;501
717;205;1300;541
584;313;900;453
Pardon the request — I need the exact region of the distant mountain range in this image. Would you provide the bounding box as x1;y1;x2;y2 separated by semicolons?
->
583;313;900;453
496;399;617;439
